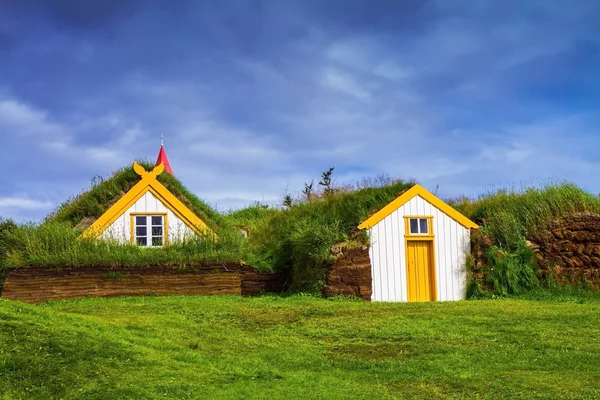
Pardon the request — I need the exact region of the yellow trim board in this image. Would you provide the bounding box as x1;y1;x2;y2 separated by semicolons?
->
130;212;169;246
358;184;478;230
80;162;213;239
404;216;434;240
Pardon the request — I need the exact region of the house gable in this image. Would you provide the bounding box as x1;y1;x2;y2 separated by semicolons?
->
358;184;478;230
81;162;212;239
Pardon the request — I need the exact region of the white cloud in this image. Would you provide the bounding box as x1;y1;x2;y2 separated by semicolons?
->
0;197;52;210
0;98;63;136
322;68;371;99
326;39;411;82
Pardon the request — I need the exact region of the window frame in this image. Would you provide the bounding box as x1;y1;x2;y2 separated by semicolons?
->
130;212;169;247
404;216;434;240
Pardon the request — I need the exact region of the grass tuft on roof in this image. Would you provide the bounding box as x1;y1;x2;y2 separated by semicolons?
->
46;161;224;232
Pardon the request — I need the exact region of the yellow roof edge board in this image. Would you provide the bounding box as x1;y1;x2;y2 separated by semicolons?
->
146;181;213;236
357;184;478;230
80;161;213;239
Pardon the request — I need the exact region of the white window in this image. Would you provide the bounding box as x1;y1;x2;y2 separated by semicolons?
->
409;218;429;235
134;215;165;247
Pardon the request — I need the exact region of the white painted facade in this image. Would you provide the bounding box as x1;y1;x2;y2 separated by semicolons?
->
368;194;471;302
99;191;195;243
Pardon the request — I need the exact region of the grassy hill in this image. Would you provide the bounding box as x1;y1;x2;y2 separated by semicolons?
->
1;293;600;399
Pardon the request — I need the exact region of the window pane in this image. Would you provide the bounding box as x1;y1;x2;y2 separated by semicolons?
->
410;219;419;234
136;237;147;246
136;226;147;236
152;226;163;236
152;236;163;246
151;216;163;226
420;219;429;234
136;216;146;226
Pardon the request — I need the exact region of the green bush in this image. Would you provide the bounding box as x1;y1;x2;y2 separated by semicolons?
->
481;238;539;296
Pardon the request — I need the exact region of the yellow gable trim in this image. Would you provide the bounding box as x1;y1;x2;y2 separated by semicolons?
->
357;184;478;230
80;162;213;239
145;182;211;235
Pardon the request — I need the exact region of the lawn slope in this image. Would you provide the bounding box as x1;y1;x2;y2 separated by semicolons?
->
1;295;600;399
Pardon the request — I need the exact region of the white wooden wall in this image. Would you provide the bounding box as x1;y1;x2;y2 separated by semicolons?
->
99;191;195;243
368;195;471;302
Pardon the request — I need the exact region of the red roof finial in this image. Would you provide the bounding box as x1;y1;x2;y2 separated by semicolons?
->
156;134;173;175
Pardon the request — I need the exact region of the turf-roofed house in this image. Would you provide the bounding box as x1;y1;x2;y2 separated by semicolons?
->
1;141;288;303
80;142;213;245
358;184;478;302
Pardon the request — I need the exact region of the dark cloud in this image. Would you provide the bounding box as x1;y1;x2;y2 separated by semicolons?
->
1;0;145;29
1;0;600;221
299;0;439;36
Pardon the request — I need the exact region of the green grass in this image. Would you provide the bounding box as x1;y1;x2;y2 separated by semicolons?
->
1;295;600;399
46;161;225;231
246;179;414;291
222;203;279;232
452;182;600;250
3;222;247;269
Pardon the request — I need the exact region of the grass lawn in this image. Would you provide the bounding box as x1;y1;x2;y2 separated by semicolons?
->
1;294;600;400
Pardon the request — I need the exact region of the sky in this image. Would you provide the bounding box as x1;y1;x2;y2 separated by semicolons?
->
1;0;599;222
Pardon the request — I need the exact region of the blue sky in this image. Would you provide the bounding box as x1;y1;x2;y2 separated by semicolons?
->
1;0;599;221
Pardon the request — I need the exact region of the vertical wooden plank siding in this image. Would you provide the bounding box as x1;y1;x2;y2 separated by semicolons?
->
384;216;395;300
369;194;470;302
100;191;195;243
368;227;381;301
390;208;402;301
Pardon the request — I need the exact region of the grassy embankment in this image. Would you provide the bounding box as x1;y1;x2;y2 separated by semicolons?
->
1;292;600;399
452;183;600;296
3;162;600;298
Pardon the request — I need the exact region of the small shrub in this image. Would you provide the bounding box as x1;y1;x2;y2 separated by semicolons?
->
481;238;539;296
104;271;123;282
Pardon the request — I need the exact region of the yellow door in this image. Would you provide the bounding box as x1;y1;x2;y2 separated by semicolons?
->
406;240;436;302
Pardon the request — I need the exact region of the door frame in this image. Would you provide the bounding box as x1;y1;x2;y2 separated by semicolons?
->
404;216;437;301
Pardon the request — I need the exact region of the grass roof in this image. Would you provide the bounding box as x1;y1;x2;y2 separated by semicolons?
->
46;161;225;232
451;183;600;250
244;178;416;291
